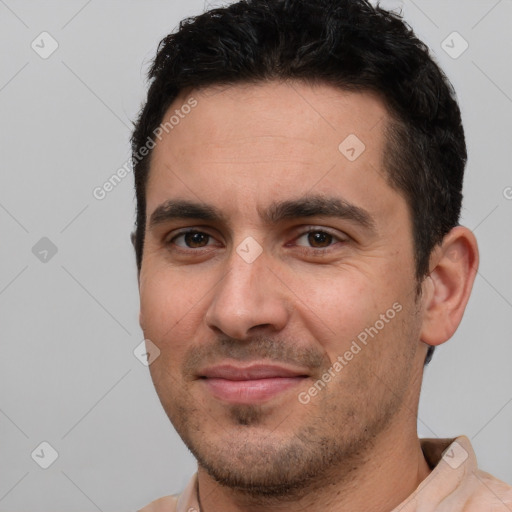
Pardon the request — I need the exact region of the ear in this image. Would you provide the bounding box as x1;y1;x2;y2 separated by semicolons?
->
131;231;145;329
130;230;141;288
420;226;479;346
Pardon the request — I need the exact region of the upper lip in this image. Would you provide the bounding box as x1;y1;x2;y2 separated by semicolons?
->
199;363;309;380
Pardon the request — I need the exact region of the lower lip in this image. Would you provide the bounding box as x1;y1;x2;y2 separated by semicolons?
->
202;377;306;404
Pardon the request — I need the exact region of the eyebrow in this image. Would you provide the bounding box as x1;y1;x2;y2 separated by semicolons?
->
148;195;376;233
149;200;224;228
262;195;376;232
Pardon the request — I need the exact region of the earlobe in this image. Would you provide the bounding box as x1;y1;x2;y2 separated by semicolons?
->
420;226;479;347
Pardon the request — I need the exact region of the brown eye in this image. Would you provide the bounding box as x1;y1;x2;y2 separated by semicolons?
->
307;231;333;248
295;230;338;249
171;231;212;248
185;232;209;248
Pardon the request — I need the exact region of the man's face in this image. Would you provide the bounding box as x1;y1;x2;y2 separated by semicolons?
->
138;81;427;495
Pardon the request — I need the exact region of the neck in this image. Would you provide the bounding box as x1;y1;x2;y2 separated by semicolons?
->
196;423;432;512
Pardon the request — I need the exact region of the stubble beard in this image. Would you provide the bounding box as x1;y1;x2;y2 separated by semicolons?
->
156;307;421;503
168;374;407;503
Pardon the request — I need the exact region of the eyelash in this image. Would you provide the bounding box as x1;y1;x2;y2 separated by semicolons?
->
166;227;347;254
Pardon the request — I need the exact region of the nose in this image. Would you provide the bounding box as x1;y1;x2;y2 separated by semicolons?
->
205;247;290;340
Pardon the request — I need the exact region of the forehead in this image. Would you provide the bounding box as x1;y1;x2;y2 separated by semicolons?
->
146;80;398;221
153;80;389;155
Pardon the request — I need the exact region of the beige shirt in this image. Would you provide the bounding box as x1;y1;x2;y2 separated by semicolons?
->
139;436;512;511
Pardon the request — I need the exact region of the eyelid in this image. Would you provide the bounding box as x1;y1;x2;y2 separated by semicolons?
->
166;227;221;247
292;226;348;246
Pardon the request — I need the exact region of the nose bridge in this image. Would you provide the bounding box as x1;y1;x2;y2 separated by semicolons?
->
205;243;289;338
225;254;262;305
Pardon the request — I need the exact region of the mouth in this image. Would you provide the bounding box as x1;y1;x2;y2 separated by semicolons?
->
198;363;309;404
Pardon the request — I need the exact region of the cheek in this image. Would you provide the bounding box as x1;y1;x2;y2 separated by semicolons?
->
139;263;226;373
302;269;410;366
295;271;378;341
139;267;196;348
140;278;197;397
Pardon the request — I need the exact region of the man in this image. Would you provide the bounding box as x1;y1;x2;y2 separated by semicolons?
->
131;0;512;510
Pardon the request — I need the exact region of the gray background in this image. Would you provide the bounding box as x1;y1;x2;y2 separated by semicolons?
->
0;0;511;510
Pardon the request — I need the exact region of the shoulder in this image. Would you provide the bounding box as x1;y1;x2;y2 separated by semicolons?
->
466;469;512;509
137;494;179;512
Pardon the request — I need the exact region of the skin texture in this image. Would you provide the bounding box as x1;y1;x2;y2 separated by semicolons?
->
137;80;479;512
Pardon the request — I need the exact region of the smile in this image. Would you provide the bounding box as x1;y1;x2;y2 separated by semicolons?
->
199;363;309;404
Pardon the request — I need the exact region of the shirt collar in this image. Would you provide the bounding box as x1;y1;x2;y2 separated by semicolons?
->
176;436;478;512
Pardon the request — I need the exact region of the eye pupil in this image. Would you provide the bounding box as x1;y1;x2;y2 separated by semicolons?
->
185;232;209;248
308;231;332;248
